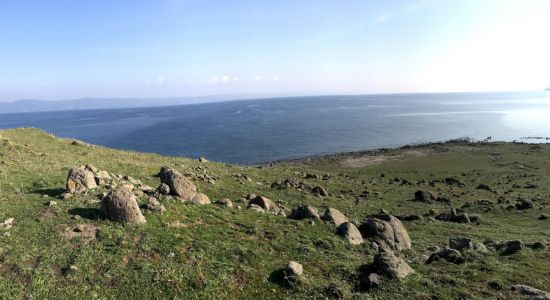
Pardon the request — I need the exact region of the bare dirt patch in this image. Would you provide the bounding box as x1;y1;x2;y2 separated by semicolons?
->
62;224;98;242
340;150;430;168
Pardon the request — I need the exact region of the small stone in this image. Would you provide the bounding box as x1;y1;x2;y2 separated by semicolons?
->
366;273;380;289
215;198;234;208
286;261;303;277
45;200;57;207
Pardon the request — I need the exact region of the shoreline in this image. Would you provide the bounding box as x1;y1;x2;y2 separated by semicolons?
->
260;137;549;166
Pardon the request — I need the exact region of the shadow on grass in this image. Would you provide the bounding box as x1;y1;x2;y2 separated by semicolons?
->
68;207;105;220
268;268;295;288
32;187;65;198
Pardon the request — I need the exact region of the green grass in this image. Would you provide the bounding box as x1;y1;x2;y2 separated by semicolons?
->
1;128;550;299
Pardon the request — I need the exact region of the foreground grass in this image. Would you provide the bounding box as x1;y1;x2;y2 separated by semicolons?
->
0;128;550;299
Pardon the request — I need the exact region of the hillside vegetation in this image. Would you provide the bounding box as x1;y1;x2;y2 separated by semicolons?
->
1;128;550;299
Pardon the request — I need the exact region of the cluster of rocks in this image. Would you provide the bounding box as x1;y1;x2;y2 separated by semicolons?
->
414;190;451;205
435;208;482;224
271;178;329;197
271;177;311;191
64;164;154;199
246;195;286;216
63;165;212;224
157;167;210;205
183;165;217;185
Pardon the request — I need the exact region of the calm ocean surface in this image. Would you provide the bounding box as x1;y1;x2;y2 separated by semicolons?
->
1;92;550;164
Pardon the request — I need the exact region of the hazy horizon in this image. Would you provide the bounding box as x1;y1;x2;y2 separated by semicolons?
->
1;0;550;102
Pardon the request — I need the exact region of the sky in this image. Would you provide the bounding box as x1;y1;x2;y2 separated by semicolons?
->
0;0;549;101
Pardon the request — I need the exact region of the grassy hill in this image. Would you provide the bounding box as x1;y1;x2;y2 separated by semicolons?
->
1;128;550;299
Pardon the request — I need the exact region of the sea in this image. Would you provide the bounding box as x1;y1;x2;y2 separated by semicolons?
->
1;92;550;164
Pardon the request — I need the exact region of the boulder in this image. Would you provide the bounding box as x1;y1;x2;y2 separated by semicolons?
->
158;167;197;200
426;248;464;264
502;240;524;255
157;183;170;195
366;273;380;289
248;196;274;210
449;237;473;251
515;199;533;210
191;193;211;205
311;186;328;197
436;208;471;224
247;204;265;213
66;166;97;193
337;222;364;245
285;261;303;277
101;187;146;223
414;190;437;202
215;198;233;208
511;284;550;299
322;208;348;227
289;205;321;220
373;251;414;279
359;214;412;251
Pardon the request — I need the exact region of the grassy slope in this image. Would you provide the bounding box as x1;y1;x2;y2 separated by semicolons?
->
0;128;550;299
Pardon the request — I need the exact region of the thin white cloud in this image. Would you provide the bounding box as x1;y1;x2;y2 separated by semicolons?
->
374;0;435;24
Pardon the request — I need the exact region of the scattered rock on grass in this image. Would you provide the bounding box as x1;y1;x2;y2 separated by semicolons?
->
191;193;211;205
285;261;303;278
248;195;274;210
145;197;166;212
66;166;97;194
311;186;328;197
426;248;465;264
359;214;412;251
158;167;197;201
511;284;550;299
289;205;321;220
101;187;146;224
373;251;414;279
322;208;348;227
215;198;233;208
336;222;364;245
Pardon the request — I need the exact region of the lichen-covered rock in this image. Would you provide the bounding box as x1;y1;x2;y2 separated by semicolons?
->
322;208;348;227
360;214;412;251
66;166;97;194
158;167;197;200
101;187;146;224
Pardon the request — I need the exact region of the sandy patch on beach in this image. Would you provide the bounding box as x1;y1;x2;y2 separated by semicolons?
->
340;150;429;168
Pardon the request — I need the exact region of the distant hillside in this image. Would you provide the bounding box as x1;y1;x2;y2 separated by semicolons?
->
0;95;269;114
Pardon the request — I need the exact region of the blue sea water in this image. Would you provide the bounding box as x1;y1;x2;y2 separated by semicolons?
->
1;92;550;164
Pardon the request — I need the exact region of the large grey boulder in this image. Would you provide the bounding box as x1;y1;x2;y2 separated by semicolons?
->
337;222;364;245
158;167;197;200
66;166;97;194
322;208;349;227
101;186;146;224
359;214;412;251
289;205;320;220
373;251;414;279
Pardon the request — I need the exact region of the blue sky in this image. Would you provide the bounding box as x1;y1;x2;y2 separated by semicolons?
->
1;0;549;101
